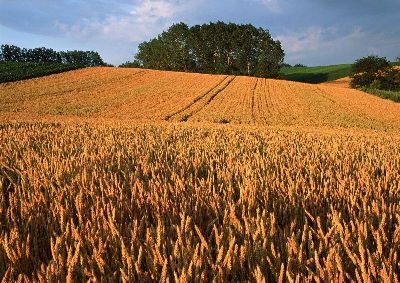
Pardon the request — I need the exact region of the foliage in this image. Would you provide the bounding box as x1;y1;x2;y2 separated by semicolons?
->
280;64;352;83
119;60;143;68
351;56;400;91
351;55;390;75
294;63;306;67
0;62;84;83
58;50;105;66
0;122;400;281
135;22;284;78
0;44;105;67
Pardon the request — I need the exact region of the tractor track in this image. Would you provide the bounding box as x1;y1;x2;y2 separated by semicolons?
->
165;76;235;121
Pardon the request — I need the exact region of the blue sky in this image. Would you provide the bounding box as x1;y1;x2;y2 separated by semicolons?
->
1;0;399;66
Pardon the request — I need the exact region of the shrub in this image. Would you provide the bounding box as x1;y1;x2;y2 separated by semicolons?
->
376;68;400;91
350;56;399;90
351;55;390;75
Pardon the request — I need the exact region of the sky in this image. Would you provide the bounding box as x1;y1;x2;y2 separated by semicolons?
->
1;0;399;66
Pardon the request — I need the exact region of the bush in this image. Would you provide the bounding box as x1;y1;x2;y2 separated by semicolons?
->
351;55;390;75
294;64;306;67
350;56;399;91
351;72;377;89
377;68;400;91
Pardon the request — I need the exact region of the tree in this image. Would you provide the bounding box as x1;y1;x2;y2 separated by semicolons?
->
351;55;390;75
0;44;24;62
1;44;106;66
59;50;105;66
351;55;399;91
162;23;194;72
134;22;284;78
24;47;60;63
350;56;390;89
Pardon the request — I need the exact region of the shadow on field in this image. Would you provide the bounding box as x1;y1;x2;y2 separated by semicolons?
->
283;73;329;84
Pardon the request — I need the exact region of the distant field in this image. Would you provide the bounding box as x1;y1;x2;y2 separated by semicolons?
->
281;64;352;84
281;62;400;84
0;62;84;83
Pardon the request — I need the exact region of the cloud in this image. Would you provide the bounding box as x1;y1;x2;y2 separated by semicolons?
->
277;27;366;52
277;26;400;65
259;0;282;13
130;0;177;23
277;27;327;53
53;0;191;43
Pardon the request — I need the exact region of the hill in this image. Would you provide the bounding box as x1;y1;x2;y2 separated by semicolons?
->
280;64;352;84
1;67;400;131
0;62;84;83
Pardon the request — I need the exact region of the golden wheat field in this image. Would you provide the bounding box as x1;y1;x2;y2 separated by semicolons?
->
2;67;400;130
1;68;400;282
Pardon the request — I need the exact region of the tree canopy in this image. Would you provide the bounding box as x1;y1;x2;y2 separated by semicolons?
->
351;55;400;91
134;22;285;78
0;44;105;67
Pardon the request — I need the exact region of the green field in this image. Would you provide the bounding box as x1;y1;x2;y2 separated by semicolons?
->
0;62;84;83
362;88;400;103
281;64;352;84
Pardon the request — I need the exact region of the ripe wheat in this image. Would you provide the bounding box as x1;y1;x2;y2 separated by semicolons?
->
1;121;399;281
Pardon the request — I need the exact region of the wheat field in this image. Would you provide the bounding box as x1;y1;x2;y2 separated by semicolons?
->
1;67;400;130
1;68;400;281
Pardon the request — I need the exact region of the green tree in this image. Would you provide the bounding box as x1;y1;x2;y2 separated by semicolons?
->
24;47;61;63
59;50;104;66
351;55;390;75
163;23;194;72
351;55;400;91
350;56;390;88
134;22;284;78
0;44;24;62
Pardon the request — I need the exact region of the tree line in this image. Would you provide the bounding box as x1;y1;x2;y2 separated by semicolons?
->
132;22;285;78
0;44;106;67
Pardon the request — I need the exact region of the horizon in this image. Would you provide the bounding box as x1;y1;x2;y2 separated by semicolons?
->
1;0;399;66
